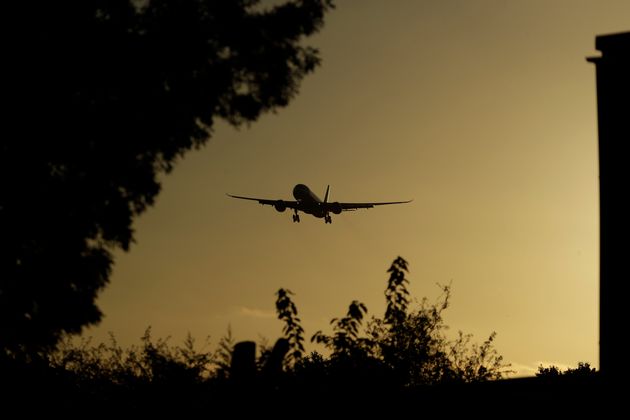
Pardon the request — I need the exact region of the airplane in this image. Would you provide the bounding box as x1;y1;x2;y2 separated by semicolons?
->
227;184;412;224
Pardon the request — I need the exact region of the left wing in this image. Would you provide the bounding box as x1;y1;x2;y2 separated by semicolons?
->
226;194;300;210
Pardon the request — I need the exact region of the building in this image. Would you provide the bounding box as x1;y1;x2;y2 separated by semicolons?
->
587;31;630;382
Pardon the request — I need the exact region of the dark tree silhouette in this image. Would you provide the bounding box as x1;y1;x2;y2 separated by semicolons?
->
312;300;368;360
0;0;335;355
0;256;519;413
536;362;597;378
306;257;509;387
275;289;305;367
384;256;410;325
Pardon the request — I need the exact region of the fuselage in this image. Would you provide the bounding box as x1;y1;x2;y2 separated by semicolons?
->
292;184;326;218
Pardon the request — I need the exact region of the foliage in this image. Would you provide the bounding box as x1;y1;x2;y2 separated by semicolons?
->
536;362;597;378
301;257;511;386
2;256;521;408
275;289;305;367
48;328;215;386
384;256;410;325
312;300;369;360
1;0;335;355
212;326;235;379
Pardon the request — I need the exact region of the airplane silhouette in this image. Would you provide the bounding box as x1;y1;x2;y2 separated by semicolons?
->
227;184;412;224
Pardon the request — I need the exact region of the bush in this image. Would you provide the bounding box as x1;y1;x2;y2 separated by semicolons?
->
278;256;511;389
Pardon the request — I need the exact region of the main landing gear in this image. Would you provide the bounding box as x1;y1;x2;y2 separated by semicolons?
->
324;214;332;224
292;209;300;223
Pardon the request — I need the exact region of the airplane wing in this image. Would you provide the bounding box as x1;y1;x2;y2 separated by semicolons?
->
334;200;413;211
226;194;300;209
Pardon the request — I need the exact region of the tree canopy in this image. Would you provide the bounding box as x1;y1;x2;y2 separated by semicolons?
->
303;257;509;388
0;0;334;355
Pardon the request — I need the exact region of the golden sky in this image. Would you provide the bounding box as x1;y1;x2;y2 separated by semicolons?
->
86;1;630;377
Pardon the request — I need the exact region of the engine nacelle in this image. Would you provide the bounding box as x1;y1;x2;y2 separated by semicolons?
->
330;202;342;215
274;200;287;212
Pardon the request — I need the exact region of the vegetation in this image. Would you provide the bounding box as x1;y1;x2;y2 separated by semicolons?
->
536;362;597;378
294;256;510;389
0;256;521;411
1;0;335;355
275;288;305;368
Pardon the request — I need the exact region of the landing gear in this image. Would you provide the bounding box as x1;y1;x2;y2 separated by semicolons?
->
292;210;300;223
324;214;332;224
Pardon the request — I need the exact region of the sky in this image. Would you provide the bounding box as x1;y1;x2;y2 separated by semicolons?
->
84;0;630;377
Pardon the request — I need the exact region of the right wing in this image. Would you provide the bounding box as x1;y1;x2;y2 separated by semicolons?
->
336;200;413;211
226;194;299;209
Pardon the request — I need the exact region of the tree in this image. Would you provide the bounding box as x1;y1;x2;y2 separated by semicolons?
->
0;0;335;355
536;362;597;378
275;288;305;367
312;300;368;361
301;257;510;388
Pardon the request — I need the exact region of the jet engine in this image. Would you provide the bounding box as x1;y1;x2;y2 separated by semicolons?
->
330;202;342;215
274;200;287;212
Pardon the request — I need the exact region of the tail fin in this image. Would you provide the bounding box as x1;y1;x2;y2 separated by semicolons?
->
324;185;330;203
